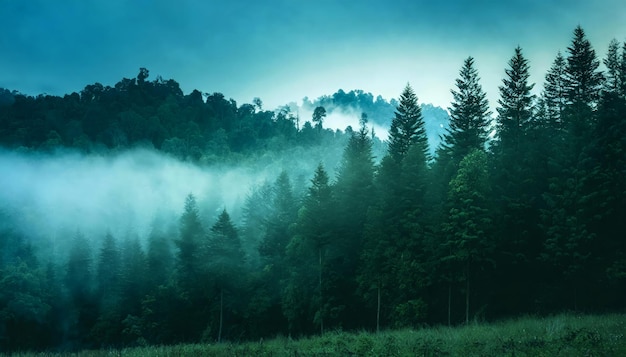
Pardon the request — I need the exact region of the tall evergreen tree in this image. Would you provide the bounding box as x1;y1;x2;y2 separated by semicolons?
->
490;47;545;315
91;232;123;346
581;40;626;307
540;27;605;311
543;52;568;131
603;39;622;94
494;46;535;150
331;119;376;329
564;25;604;140
251;173;299;336
95;233;121;307
358;85;432;329
241;181;274;268
439;57;492;169
334;119;375;264
387;84;428;162
206;209;244;342
175;194;204;292
441;149;492;324
64;232;97;347
146;221;174;291
172;194;205;339
286;164;334;335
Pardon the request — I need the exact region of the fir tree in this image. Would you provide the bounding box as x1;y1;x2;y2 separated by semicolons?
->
441;149;492;324
440;56;492;170
387;83;429;162
564;25;604;140
206;209;244;342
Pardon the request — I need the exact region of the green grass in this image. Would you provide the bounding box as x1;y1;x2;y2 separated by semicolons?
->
8;313;626;356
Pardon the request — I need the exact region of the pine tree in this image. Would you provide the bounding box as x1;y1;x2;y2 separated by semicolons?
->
206;209;244;342
564;25;604;140
354;85;433;329
581;40;626;306
64;232;97;346
91;232;123;345
543;52;568;131
441;149;492;324
95;233;121;307
241;181;273;268
603;39;622;94
494;46;535;150
259;172;297;269
388;84;429;162
334;119;375;260
490;47;545;314
286;164;334;335
440;57;492;170
146;221;174;291
332;119;376;329
540;27;606;311
253;173;298;335
175;194;204;292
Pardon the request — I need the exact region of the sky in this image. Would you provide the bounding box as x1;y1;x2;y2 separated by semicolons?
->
1;1;626;112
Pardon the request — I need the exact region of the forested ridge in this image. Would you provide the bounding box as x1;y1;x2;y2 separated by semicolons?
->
1;26;625;352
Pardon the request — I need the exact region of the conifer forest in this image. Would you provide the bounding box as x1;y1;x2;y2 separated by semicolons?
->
0;26;625;352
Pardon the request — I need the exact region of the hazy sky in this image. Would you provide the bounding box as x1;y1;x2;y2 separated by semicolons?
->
1;1;625;111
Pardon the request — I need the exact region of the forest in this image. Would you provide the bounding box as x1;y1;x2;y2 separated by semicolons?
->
0;26;625;352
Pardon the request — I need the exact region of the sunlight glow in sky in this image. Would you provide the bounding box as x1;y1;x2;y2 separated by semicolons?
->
1;1;626;114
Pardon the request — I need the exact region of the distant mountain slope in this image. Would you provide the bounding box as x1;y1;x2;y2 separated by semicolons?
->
300;89;449;154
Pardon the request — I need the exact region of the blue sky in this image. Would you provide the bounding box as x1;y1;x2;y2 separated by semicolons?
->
1;1;625;111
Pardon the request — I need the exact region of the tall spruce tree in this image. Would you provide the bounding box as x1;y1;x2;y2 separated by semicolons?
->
358;85;431;330
440;57;492;169
543;52;568;131
540;26;605;311
441;149;492;324
332;119;375;328
206;209;244;342
582;40;626;307
494;46;535;150
564;25;604;140
286;164;334;335
175;194;204;293
490;47;543;314
603;39;622;94
387;84;429;162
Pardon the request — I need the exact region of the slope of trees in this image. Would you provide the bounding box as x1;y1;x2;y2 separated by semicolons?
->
1;26;625;353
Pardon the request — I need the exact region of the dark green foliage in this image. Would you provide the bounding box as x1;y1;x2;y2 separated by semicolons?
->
146;222;174;291
205;209;245;342
387;84;429;162
563;26;604;142
175;194;204;292
543;51;568;131
439;57;492;169
489;47;544;316
285;164;334;335
441;149;493;324
494;47;535;149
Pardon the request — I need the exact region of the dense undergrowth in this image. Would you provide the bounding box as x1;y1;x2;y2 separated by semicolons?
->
7;313;625;357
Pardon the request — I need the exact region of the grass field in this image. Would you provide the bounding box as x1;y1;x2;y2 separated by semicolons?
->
7;313;626;356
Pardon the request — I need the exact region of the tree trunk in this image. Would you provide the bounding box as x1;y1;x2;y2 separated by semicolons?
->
447;282;452;326
465;262;470;325
376;284;381;333
319;247;324;335
218;288;223;343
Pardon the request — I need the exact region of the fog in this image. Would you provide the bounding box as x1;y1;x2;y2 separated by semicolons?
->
0;148;329;251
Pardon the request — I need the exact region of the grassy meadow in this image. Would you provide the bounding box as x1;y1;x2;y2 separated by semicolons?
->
7;313;626;356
